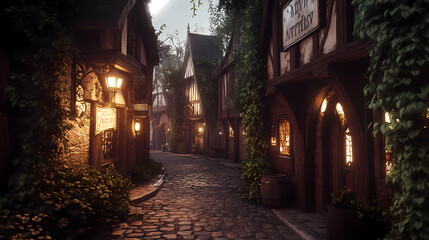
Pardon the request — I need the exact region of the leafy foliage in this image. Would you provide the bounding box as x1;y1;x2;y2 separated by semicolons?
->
164;63;186;153
214;0;271;202
0;0;136;238
1;0;76;208
1;162;134;239
195;58;219;133
353;0;429;239
153;27;186;153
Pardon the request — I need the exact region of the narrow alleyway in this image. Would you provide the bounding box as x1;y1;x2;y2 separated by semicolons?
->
106;151;300;240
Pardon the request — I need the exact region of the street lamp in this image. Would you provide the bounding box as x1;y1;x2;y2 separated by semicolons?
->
134;121;141;135
105;69;123;91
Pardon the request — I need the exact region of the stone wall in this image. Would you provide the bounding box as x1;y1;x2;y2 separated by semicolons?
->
62;112;90;168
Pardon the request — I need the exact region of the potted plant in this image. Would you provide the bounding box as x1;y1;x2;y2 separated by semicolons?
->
328;188;389;240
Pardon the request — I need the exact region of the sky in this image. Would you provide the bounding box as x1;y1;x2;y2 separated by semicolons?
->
149;0;218;46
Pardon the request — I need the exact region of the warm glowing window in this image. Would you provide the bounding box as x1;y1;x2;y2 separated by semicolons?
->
385;112;391;123
345;128;352;166
336;103;347;126
229;125;234;138
189;81;201;115
279;120;291;155
384;112;394;175
320;91;334;117
321;99;328;113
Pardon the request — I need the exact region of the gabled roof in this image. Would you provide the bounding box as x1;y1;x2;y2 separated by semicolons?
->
188;33;223;66
185;32;223;81
68;0;159;66
214;35;235;76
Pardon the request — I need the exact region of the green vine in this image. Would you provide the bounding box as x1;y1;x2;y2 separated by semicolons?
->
0;1;136;238
195;58;219;133
353;0;429;239
213;0;271;202
2;0;76;206
165;65;186;153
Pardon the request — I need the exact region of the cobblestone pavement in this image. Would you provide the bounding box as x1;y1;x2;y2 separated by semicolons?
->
106;151;300;240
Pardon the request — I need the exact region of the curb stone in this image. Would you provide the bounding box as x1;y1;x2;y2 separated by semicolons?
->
130;169;167;204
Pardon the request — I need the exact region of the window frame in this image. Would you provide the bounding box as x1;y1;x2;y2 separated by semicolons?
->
278;119;292;156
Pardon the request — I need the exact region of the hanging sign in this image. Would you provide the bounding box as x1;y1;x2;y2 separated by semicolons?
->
133;103;148;111
134;103;149;116
282;0;320;50
96;107;116;134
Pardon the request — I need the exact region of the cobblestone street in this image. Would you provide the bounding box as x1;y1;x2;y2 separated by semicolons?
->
107;151;300;240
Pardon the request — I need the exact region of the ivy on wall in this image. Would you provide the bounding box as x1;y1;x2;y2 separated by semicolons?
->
195;58;219;133
353;0;429;239
0;1;136;238
164;65;185;153
212;0;271;202
238;1;272;202
1;0;76;205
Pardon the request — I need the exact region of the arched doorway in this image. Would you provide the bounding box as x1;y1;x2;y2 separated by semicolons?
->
316;91;355;212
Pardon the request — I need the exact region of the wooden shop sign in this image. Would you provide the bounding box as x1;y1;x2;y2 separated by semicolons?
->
96;107;116;134
282;0;320;50
134;103;149;116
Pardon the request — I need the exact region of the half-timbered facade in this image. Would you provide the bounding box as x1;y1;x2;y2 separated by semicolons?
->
151;46;172;151
182;29;222;154
69;0;158;175
261;0;390;212
215;37;246;162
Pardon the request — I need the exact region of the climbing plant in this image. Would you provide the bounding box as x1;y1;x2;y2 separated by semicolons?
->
0;1;136;238
164;64;186;153
195;57;219;134
1;0;77;206
353;0;429;239
155;31;186;153
212;0;271;202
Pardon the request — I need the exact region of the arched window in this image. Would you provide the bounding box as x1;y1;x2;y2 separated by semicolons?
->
336;102;353;167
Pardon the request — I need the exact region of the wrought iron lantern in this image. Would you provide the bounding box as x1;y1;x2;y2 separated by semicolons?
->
105;69;123;91
134;121;141;135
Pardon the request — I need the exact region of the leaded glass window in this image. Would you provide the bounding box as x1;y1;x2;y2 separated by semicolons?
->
345;128;352;166
279;120;291;155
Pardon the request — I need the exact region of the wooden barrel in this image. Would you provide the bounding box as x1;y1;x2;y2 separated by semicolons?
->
260;174;289;208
